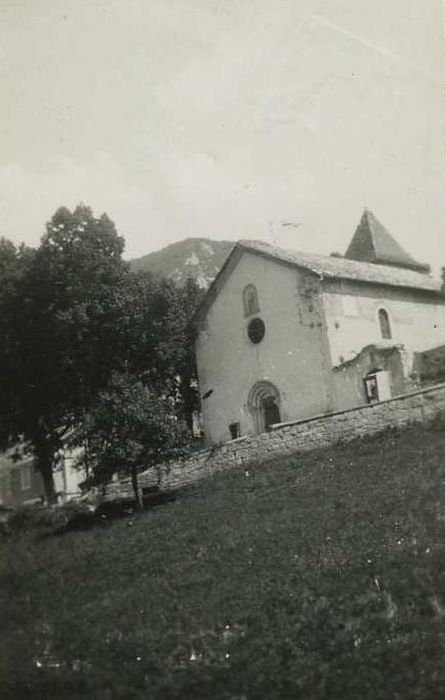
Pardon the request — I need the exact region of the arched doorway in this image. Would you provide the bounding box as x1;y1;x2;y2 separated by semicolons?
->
248;381;281;434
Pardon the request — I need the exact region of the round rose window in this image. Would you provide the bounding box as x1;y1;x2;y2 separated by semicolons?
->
247;317;265;344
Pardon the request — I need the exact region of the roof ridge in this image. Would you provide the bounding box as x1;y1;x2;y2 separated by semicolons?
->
239;239;438;289
192;239;441;329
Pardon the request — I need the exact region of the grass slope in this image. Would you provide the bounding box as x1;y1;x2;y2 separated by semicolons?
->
1;423;445;699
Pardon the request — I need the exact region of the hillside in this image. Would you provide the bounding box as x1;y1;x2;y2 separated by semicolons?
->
1;422;445;699
129;237;234;288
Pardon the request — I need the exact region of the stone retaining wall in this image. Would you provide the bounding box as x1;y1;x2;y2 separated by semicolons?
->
108;382;445;498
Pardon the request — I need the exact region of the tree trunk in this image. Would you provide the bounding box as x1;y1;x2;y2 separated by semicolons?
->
131;465;143;510
182;376;197;436
34;429;57;505
40;464;57;505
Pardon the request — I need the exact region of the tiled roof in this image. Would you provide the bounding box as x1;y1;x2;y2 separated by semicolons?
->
345;209;429;272
238;240;441;292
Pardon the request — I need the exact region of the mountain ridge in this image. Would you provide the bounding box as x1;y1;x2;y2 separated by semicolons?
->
129;237;234;288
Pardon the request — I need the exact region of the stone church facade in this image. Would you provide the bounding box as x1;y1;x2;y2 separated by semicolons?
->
194;210;445;444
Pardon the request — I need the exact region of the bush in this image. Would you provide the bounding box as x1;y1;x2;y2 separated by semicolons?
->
7;501;97;533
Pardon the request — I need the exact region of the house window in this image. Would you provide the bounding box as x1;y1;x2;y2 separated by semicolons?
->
20;464;32;491
229;422;241;440
243;284;260;317
378;308;392;339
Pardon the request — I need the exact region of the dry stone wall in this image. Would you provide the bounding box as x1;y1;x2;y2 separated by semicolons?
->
109;383;445;499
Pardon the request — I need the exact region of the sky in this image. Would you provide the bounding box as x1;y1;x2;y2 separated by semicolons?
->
0;0;444;266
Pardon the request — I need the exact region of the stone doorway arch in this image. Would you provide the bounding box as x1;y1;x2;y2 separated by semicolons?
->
248;381;281;434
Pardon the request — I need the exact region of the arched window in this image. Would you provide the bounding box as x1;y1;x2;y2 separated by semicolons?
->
378;308;392;339
243;284;260;317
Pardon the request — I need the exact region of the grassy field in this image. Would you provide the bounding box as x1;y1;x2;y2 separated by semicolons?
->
1;422;445;699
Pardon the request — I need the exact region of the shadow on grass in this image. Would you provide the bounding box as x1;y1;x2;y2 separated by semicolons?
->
53;490;178;536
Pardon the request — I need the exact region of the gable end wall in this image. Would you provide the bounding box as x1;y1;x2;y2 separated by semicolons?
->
195;252;333;444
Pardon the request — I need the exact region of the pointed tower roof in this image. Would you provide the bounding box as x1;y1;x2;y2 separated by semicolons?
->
345;209;430;272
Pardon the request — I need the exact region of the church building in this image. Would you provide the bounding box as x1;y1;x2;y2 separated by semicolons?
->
194;210;445;445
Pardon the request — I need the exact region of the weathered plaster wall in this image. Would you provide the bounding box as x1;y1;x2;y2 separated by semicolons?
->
322;280;445;370
0;448;85;507
195;252;332;444
110;383;445;499
53;448;85;499
0;457;43;507
332;345;406;410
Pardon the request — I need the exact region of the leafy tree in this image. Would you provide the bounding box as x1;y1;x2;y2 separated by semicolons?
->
75;373;189;508
0;206;133;502
122;272;176;391
157;277;204;432
123;273;204;432
0;238;36;458
0;208;204;504
0;237;34;302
